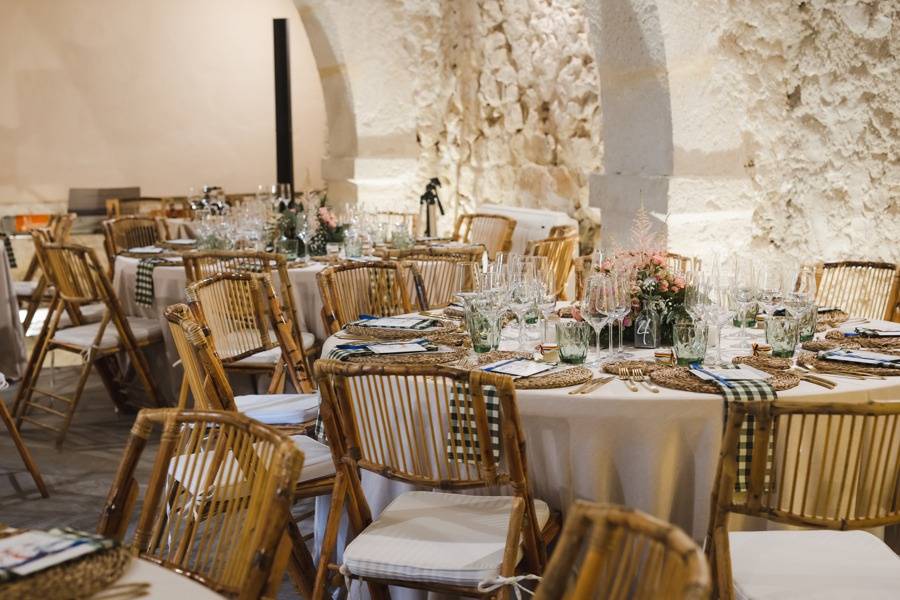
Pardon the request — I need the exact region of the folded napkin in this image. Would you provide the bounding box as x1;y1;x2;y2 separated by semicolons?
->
2;235;15;269
328;338;437;361
134;257;172;306
819;349;900;368
711;375;777;493
447;383;500;464
351;315;439;330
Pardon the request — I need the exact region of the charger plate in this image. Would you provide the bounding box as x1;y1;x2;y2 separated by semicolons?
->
0;545;132;600
344;318;459;341
795;350;900;377
475;351;592;389
650;366;799;394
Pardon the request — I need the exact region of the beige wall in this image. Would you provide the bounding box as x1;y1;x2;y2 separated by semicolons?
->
0;0;327;215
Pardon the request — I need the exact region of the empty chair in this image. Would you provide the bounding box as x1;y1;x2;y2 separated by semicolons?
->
706;400;900;599
314;360;559;600
316;260;420;334
14;213;76;331
185;272;314;395
102;214;166;266
453;213;516;260
13;242;162;447
535;500;710;600
97;408;305;599
815;260;899;321
526;234;579;299
404;256;477;309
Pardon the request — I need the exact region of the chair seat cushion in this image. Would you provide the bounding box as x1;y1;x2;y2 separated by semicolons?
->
230;332;317;367
52;317;162;350
730;530;900;600
234;393;319;425
290;434;335;482
57;303;107;328
14;280;39;297
342;491;551;586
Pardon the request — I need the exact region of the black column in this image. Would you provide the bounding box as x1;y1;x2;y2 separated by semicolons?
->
273;18;294;189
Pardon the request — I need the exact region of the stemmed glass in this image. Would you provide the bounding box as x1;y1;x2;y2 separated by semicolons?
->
583;275;614;366
296;211;312;261
610;270;634;358
758;263;787;318
729;257;758;345
509;278;537;350
784;265;817;317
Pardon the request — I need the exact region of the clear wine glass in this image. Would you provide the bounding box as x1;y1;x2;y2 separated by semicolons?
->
758;263;787;318
583;275;614;366
610;269;634;358
509;279;536;350
729;256;758;346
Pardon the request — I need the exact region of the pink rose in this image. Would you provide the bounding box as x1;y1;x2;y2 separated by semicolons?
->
623;316;632;327
630;285;640;295
674;276;685;287
670;285;680;293
571;305;583;322
659;280;669;292
651;254;664;266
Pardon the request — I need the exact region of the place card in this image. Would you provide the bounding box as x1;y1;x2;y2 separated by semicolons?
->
689;365;772;382
482;359;555;378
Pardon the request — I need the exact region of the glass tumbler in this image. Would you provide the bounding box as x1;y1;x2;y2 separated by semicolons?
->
766;316;800;358
556;320;591;364
673;322;708;366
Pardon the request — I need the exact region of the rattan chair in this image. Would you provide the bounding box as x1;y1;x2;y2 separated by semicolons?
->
403;256;478;309
185;272;315;397
313;360;559;600
316;261;420;334
13;242;163;447
102;215;167;268
165;305;335;598
814;260;900;321
534;501;710;600
97;408;304;600
547;224;578;238
453;213;516;260
572;255;594;301
706;400;900;599
0;380;48;497
666;253;701;273
14;213;76;331
183;250;319;364
526;234;578;300
376;243;486;261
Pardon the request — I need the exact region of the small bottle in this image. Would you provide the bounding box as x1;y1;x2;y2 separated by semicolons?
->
633;299;660;349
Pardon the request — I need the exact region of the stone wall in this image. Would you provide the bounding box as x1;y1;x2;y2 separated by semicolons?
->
722;0;900;262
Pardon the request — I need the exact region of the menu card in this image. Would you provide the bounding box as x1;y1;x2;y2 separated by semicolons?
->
0;529;114;580
482;359;555;378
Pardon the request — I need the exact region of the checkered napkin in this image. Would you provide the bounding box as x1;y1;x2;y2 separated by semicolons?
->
351;315;438;330
446;383;501;464
134;257;171;307
2;235;15;269
714;379;776;493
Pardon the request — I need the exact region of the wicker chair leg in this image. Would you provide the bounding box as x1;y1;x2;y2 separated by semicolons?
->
285;517;317;599
0;399;48;497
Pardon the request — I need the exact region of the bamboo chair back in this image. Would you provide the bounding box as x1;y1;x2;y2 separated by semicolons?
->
666;253;701;273
20;213;76;281
404;256;476;309
186;272;314;391
377;211;419;237
548;224;577;238
572;255;594;301
182;250;307;344
102;215;165;261
40;243;110;305
453;213;516;259
166;304;235;412
526;235;578;299
315;359;546;568
535;501;710;600
98;408;303;599
815;261;900;321
377;243;485;261
316;261;416;333
707;400;900;599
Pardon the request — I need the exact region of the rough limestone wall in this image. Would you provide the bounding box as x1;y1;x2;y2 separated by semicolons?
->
401;0;603;239
721;0;900;262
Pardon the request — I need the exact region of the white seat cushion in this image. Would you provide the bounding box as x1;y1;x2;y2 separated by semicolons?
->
234;393;319;425
342;491;551;586
730;530;900;600
290;434;335;482
14;280;40;297
230;332;317;367
52;317;162;350
57;303;107;328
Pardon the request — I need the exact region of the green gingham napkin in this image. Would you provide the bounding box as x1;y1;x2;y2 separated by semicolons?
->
2;235;15;269
134;257;172;306
447;383;501;464
714;379;776;493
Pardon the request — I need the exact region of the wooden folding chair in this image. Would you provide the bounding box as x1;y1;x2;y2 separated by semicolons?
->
535;500;709;600
97;408;304;600
376;243;485;261
185;272;314;397
102;215;167;270
403;256;478;309
316;261;420;334
314;360;559;600
14;213;76;331
453;213;517;260
0;378;48;497
706;400;900;599
526;234;578;300
815;260;900;321
165;305;337;597
13;242;163;447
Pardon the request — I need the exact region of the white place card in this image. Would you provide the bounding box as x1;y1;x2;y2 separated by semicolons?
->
368;343;431;355
690;365;772;382
482;359;555;378
359;317;433;329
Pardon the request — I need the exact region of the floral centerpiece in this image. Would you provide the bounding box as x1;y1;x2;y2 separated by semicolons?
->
594;205;686;344
273;193;347;256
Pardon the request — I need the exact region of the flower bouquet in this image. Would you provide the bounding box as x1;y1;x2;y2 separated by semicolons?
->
306;198;347;256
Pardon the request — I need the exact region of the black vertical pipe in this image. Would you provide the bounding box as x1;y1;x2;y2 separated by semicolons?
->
273;18;294;190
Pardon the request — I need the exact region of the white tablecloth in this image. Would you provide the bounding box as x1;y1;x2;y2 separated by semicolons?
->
477;204;579;254
315;319;900;585
112;256;327;400
91;558;224;599
0;251;26;380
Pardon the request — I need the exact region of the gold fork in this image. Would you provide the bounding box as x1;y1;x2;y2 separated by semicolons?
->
629;367;659;393
617;366;639;392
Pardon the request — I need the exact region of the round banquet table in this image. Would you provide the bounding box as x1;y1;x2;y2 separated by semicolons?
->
315;314;900;583
89;558;224;599
112;255;327;399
